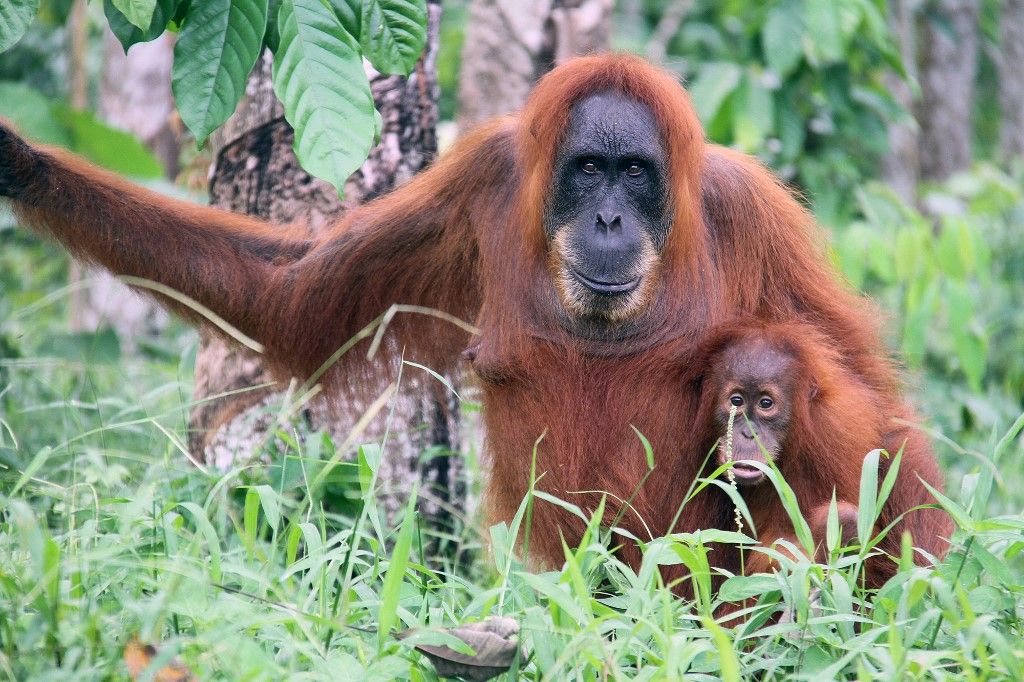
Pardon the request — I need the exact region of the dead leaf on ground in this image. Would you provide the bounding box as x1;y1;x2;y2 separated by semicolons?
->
398;615;524;681
124;636;196;682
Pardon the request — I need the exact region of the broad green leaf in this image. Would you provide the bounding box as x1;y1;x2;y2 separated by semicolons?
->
53;105;163;178
732;71;773;152
360;0;427;75
761;0;803;77
273;0;376;196
265;0;283;50
172;0;269;144
688;62;741;126
802;0;842;64
112;0;157;30
104;0;175;51
326;0;360;37
0;81;70;146
0;0;38;53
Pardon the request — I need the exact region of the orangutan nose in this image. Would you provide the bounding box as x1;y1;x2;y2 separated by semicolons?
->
595;211;622;232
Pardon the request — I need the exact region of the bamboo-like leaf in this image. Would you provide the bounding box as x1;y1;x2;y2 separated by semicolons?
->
173;0;269;144
272;0;376;196
857;449;881;547
378;484;417;643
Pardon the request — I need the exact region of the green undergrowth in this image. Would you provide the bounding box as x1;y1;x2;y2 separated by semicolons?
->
1;342;1023;681
2;162;1024;678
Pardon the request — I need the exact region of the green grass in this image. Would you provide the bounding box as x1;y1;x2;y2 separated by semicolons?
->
1;328;1023;681
2;209;1024;679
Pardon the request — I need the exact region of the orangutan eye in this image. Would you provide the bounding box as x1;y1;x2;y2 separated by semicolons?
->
581;160;599;174
759;397;774;409
626;163;643;176
729;394;744;407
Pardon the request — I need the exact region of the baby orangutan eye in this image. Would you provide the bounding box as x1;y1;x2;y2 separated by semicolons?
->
729;394;744;407
759;397;774;409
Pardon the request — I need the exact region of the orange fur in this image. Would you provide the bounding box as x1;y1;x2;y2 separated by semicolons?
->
691;321;951;591
0;54;950;578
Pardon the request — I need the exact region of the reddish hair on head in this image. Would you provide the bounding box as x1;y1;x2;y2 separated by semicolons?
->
517;54;707;282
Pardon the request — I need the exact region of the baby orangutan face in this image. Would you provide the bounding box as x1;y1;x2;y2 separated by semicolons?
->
710;338;798;486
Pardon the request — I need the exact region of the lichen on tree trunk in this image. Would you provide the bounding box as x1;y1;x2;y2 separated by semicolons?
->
917;0;979;182
189;3;467;535
999;0;1024;161
880;0;919;204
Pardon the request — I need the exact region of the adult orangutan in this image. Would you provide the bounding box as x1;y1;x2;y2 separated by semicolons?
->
693;321;951;586
0;54;949;573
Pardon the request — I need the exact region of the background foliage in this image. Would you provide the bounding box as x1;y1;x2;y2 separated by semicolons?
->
1;0;1023;680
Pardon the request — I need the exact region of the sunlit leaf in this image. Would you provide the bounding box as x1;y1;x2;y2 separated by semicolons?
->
689;62;741;126
111;0;157;30
0;81;70;146
803;0;843;64
762;0;803;77
53;105;163;178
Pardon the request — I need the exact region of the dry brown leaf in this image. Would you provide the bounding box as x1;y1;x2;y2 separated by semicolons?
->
124;636;196;682
399;616;524;681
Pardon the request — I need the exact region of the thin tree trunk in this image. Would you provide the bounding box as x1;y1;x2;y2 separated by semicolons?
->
917;0;979;181
456;0;612;132
645;0;695;64
189;3;463;536
67;0;88;331
78;30;179;349
880;0;919;203
1000;0;1024;160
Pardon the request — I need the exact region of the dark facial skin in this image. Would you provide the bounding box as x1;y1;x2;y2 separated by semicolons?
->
711;339;798;486
544;92;671;325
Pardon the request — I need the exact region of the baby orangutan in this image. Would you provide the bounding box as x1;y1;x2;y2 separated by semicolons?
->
696;320;947;585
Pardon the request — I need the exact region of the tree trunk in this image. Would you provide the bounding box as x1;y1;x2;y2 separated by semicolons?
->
917;0;979;181
66;0;88;331
189;3;463;535
456;0;612;131
880;0;919;203
1000;0;1024;160
645;0;695;64
78;30;179;348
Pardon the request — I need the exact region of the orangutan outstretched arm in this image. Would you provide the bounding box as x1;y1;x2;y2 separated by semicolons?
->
0;119;517;381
